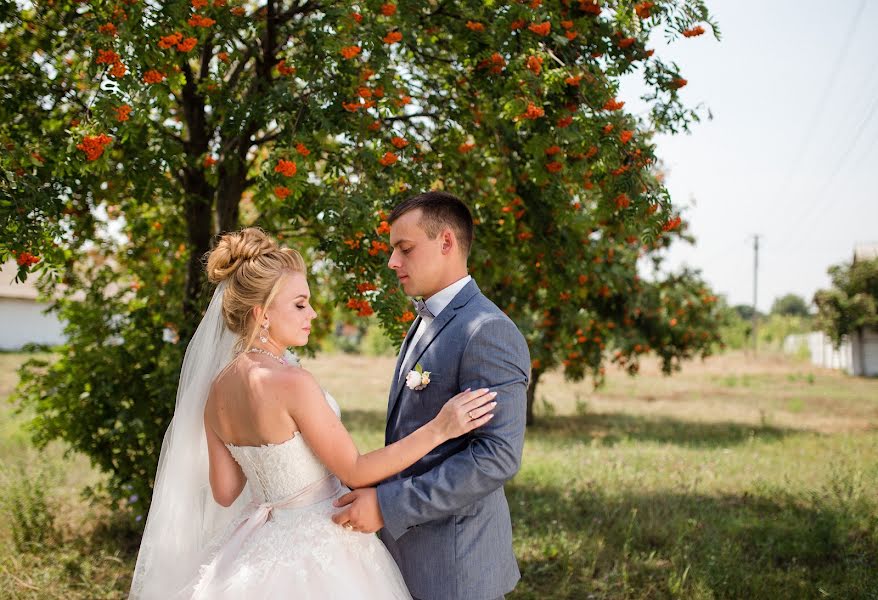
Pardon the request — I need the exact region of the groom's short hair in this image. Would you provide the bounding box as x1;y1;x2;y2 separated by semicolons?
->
389;191;474;257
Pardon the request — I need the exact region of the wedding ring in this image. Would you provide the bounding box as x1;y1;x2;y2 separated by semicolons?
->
344;523;353;530
468;410;475;420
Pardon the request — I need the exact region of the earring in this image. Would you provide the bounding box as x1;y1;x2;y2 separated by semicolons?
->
260;321;269;344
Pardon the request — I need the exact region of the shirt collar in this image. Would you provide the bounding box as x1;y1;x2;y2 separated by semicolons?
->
423;275;472;320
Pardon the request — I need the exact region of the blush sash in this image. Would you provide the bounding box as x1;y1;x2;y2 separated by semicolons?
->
192;475;343;598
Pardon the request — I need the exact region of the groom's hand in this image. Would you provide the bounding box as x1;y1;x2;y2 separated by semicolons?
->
331;487;384;533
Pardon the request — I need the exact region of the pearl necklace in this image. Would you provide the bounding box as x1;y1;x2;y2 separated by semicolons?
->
246;347;287;365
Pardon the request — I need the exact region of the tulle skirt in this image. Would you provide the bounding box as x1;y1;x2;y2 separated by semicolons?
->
173;480;411;600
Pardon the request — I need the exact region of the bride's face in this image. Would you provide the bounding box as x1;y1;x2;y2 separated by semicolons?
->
260;272;317;348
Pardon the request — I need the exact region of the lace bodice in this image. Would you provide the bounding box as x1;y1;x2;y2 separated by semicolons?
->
225;391;340;503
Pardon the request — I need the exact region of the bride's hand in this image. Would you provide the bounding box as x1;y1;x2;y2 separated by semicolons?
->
431;388;497;441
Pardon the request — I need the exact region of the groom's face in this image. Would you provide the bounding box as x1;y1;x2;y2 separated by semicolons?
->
388;209;446;298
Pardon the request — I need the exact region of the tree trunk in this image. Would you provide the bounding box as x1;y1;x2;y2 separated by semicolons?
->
216;159;245;233
177;54;216;334
526;368;542;426
181;191;213;329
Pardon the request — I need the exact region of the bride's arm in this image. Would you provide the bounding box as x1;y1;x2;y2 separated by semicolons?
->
274;369;495;489
204;390;246;506
204;417;247;506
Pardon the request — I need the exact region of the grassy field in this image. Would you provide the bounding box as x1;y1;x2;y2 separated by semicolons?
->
2;350;877;599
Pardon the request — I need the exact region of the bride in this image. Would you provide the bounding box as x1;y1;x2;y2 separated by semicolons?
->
129;228;496;599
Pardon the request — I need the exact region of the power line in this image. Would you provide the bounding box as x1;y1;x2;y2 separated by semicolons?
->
816;95;878;189
752;234;760;355
768;0;867;203
696;233;752;270
650;2;870;274
774;91;878;252
660;2;872;281
769;0;875;252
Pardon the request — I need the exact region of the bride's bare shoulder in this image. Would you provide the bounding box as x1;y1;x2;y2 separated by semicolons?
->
257;364;323;402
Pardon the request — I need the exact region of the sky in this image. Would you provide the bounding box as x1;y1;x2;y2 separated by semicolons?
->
619;0;878;312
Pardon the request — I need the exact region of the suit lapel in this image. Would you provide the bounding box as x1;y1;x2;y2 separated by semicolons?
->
389;316;421;400
387;280;481;418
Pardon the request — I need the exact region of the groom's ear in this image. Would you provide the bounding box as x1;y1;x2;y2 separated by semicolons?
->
439;228;456;255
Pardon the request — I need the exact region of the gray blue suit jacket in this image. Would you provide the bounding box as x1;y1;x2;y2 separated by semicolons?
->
377;279;530;600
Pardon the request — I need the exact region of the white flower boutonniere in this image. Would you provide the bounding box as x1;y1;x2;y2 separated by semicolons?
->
405;363;431;391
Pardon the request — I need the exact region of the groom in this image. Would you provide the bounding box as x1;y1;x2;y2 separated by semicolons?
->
333;191;530;600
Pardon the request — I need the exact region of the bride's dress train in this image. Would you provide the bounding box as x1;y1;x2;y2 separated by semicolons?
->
173;393;411;599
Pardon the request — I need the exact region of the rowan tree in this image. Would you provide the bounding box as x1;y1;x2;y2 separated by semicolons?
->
4;0;722;511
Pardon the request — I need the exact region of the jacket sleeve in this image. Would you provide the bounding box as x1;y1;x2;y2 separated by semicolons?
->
377;316;530;540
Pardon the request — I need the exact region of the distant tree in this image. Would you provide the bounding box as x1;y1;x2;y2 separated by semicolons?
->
732;304;761;321
770;294;810;318
814;258;878;348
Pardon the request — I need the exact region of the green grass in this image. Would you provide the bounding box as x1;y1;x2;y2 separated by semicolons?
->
2;351;877;598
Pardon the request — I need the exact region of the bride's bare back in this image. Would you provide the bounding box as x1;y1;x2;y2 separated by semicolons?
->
205;354;300;448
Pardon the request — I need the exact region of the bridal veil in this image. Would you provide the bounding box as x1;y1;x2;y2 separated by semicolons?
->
129;282;249;599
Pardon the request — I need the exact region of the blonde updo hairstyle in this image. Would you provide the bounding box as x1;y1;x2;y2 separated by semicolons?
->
206;227;306;352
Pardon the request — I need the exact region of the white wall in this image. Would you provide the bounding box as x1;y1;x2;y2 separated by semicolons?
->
784;330;878;377
0;298;66;350
851;329;878;377
783;331;853;373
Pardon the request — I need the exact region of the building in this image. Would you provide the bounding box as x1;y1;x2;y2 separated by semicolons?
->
784;242;878;376
851;243;878;376
0;261;65;350
853;242;878;262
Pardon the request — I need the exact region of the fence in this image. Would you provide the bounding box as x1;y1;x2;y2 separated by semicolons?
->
783;331;853;373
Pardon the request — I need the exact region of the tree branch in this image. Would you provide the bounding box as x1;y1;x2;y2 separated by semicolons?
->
226;45;258;90
404;41;456;65
383;112;440;122
199;40;214;81
277;0;322;25
421;0;452;19
252;130;283;146
23;64;91;115
262;0;277;77
156;125;186;146
180;60;209;154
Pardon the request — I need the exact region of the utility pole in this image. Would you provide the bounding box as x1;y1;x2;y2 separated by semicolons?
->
752;234;760;354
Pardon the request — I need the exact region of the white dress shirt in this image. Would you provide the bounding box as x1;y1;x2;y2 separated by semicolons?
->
398;275;472;379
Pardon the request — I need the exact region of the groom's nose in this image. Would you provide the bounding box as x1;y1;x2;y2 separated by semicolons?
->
387;248;401;270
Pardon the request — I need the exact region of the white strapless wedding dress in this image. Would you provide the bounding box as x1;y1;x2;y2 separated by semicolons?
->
173;393;412;599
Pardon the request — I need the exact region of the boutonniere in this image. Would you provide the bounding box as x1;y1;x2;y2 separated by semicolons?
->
405;363;431;391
